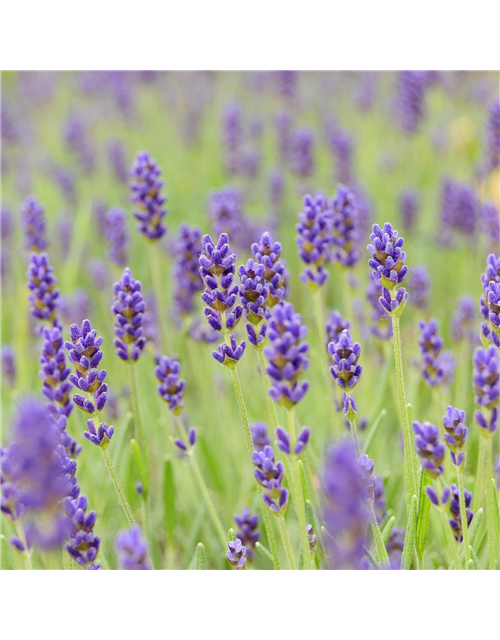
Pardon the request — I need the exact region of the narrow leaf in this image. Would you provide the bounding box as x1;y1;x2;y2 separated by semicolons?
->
381;516;396;544
162;457;176;545
130;438;149;499
490;478;500;544
401;495;418;570
195;542;206;570
469;545;479;570
1;535;11;570
364;545;379;569
228;528;236;542
416;469;431;560
255;541;273;565
298;460;309;502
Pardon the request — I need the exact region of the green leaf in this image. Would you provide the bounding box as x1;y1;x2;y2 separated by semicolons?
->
228;528;236;542
416;468;431;561
130;439;149;499
381;516;396;544
162;457;176;545
469;545;479;570
255;541;273;566
406;403;414;426
298;460;309;502
1;535;11;570
298;548;304;570
364;546;379;569
468;507;483;547
195;543;206;570
490;478;500;544
401;495;418;570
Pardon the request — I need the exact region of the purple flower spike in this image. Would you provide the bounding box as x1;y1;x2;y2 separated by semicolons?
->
172;224;203;316
252;444;289;516
451;295;476;344
442;406;468;465
296;194;332;289
106;138;128;183
65;319;107;417
366;280;392;340
39;326;73;420
294;427;311;455
155;356;185;415
367;222;408;290
410;266;430;310
2;345;16;388
226;539;247;570
250;422;270;451
251;232;286;307
234;508;260;561
399;188;420;231
396;71;428;134
342;392;358;418
129;151;167;241
21;196;47;252
419;319;446;388
208;188;243;240
112;268;147;362
63;494;100;567
473;346;499;409
84;419;114;448
239;260;269;325
413;421;445;477
27;252;61;331
328;330;362;390
104;208;129;267
357;454;376;502
291;127;314;178
449;484;474;542
475;407;498;435
325;311;350;348
116;527;151;570
330;184;360;268
264;301;310;408
211;334;246;368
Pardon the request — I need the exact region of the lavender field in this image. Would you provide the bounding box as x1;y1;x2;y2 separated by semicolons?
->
1;70;499;571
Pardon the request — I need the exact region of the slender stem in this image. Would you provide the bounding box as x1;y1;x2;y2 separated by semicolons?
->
456;462;471;569
149;240;167;352
342;269;353;323
390;312;418;509
312;290;331;394
348;417;361;458
473;435;485;512
64;550;74;570
257;346;280;429
278;516;297;570
288;408;312;570
101;448;136;527
369;503;390;567
440;508;462;570
485;436;497;570
128;364;147;458
190;455;227;549
229;367;255;458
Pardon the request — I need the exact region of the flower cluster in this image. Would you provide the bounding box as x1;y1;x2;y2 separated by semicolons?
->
251;232;286;307
104;208;129;267
172;224;203;316
275;425;311;457
63;114;95;174
325;310;350;347
221;102;242;176
174;427;197;453
208;188;243;241
448;484;474;543
63;494;100;567
250;422;270;451
21;196;47;252
27;252;61;331
483;99;500;173
399;188;420;231
199;233;245;367
39;326;73;419
129;151;167;240
112;268;147;362
2;345;16;388
473;345;499;436
413;421;445;476
296;194;332;288
419;319;452;388
238;259;268;347
106;138;128;183
330;184;360;267
327;125;354;186
155;356;185;415
357;454;376;502
410;266;430;310
396;71;427;134
442;406;468;466
366;280;392;340
440;178;477;240
481;254;500;349
234;507;260;561
116;527;151;570
226;539;247;570
252;445;289;516
65;319;108;417
328;329;362;390
451;295;476;343
290;127;314;178
264;301;309;408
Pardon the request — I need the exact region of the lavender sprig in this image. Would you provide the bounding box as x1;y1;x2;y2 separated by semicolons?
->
21;196;47;252
112;268;147;362
129;151;167;241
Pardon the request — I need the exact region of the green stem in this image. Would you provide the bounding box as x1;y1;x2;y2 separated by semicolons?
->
278;516;297;570
485;436;497;570
128;364;147;455
229;367;255;458
101;448;136;527
342;269;353;323
369;503;390;567
150;240;167;352
288;408;312;570
64;550;74;570
473;435;485;512
257;347;280;429
348;417;361;458
440;507;462;570
456;461;471;569
190;455;227;549
390;312;418;509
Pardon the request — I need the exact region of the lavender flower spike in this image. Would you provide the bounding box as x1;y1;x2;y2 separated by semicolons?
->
27;252;61;330
252;445;289;516
129;151;167;241
63;494;100;567
116;527;152;570
419;319;446;388
39;325;73;419
2;346;16;388
330;184;360;268
172;224;203;316
155;356;185;415
413;421;445;477
442;406;468;467
328;329;363;390
296;194;332;289
251;231;286;307
234;508;260;561
65;319;108;417
264;301;309;408
368;222;408;290
21;196;47;252
112;268;147;362
226;539;247;570
325;310;351;347
473;345;499;436
238;258;269;348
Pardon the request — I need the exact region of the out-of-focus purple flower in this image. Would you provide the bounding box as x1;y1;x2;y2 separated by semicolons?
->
65;319;108;417
480;254;500;341
208;188;243;242
366;280;392;340
296;194;332;288
1;345;16;388
84;419;114;448
252;445;289;516
1;207;13;279
396;71;428;134
105;208;129;267
130;151;167;241
328;127;355;185
413;421;445;476
275;111;292;162
27;252;61;331
93;199;108;237
116;527;151;570
250;422;270;452
39;325;73;419
325;310;350;348
155;355;185;415
440;178;477;241
290;127;314;178
112;268;147;362
63;494;100;567
276;70;298;99
330;184;360;267
367;222;408;290
21;196;47;252
321;439;369;570
374;476;387;523
106;138;129;183
89;259;109;289
62;114;95;174
483;99;500;172
109;71;135;120
172;224;203;316
328;329;362;390
443;406;468;466
226;539;247;570
234;507;260;561
419;319;445;388
426;485;451;508
221;102;243;175
399;188;420;231
448;484;474;542
264;301;309;408
357;72;377;112
307;524;317;557
173;427;197;453
51;165;77;205
240;149;261;179
410;265;430;310
275;425;311;456
59;289;91;327
386;527;405;565
251;232;286;307
451;295;476;343
269;168;284;208
480;202;499;251
473;345;499;437
357;454;376;502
